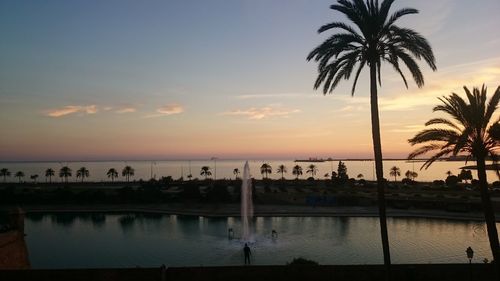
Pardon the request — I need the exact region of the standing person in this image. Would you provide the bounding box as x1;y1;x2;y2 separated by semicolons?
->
243;243;251;265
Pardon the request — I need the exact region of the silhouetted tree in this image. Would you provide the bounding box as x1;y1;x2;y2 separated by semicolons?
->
107;168;118;182
459;169;473;183
292;165;303;179
122;166;135;182
306;164;318;178
1;168;10;182
404;170;417;181
233;168;240;179
409;85;500;274
76;167;90;182
30;174;39;183
45;168;55;183
277;164;287;179
337;161;348;182
200;166;212;180
14;171;24;183
260;163;272;179
357;173;364;179
389;166;401;182
307;0;436;271
59;166;72;183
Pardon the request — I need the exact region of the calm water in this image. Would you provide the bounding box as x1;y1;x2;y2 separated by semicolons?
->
25;213;494;268
1;159;496;183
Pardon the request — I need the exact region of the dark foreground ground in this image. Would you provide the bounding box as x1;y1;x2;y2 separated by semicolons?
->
0;264;496;281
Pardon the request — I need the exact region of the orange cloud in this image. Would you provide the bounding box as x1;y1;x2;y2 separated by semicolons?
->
222;106;301;120
45;105;97;117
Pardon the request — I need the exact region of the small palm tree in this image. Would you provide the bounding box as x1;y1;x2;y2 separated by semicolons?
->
276;165;287;179
30;174;39;183
233;168;240;179
76;167;90;182
307;0;436;269
446;170;453;177
408;85;500;272
404;170;418;181
389;166;401;182
260;163;272;179
1;168;11;182
59;166;72;183
45;168;55;183
14;171;24;183
292;165;303;180
306;164;318;178
357;173;364;179
200;166;212;180
107;168;118;182
122;166;135;182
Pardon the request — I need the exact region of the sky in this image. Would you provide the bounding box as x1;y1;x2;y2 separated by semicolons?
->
1;0;499;161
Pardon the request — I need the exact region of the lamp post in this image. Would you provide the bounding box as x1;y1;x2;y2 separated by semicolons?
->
466;246;474;281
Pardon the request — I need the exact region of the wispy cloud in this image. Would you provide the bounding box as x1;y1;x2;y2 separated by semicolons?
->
222;106;300;120
144;103;184;118
389;124;426;133
45;105;98;117
115;107;137;114
235;93;311;100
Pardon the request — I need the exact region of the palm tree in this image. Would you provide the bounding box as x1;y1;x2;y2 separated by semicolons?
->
408;85;500;274
276;165;287;179
59;166;72;183
187;174;193;181
307;0;436;269
233;168;240;179
14;171;24;183
76;167;90;182
260;163;272;179
292;165;303;180
1;168;11;182
107;168;118;182
200;166;212;180
306;164;318;178
122;166;135;182
446;170;453;177
30;174;39;183
404;170;418;181
389;166;400;182
45;168;55;183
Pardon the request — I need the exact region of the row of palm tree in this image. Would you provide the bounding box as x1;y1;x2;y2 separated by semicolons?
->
0;166;135;183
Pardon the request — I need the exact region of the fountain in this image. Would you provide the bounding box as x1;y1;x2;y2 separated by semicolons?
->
241;161;253;241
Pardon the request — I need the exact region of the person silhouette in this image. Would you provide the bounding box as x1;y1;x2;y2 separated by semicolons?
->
243;243;251;265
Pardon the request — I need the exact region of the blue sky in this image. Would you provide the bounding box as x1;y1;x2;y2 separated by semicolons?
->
1;0;499;161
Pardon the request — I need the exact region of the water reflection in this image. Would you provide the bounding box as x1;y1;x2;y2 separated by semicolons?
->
50;213;77;227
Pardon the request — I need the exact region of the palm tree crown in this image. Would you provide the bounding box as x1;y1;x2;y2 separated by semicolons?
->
408;85;500;271
1;168;11;182
233;168;240;179
107;168;119;182
260;163;272;179
76;167;90;182
306;164;318;178
276;165;287;179
307;0;436;95
389;166;400;181
14;171;24;183
45;168;55;183
292;165;303;179
59;166;72;183
122;166;135;182
200;166;212;180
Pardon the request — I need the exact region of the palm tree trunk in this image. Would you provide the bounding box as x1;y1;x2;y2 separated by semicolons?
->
476;154;500;276
370;63;391;277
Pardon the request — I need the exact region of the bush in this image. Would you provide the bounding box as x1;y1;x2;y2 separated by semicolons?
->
287;257;319;266
445;175;459;187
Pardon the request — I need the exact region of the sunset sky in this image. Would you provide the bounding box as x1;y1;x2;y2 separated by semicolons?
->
1;0;499;161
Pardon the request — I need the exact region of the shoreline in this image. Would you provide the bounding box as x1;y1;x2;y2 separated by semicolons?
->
15;204;500;222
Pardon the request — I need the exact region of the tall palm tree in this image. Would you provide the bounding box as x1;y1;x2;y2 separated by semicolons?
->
306;164;318;178
307;0;436;269
408;85;500;274
276;164;287;179
14;171;24;183
59;166;72;183
122;166;135;182
389;166;400;182
200;166;212;180
45;168;55;183
107;168;118;182
76;167;90;182
0;168;11;182
233;168;240;180
260;163;272;179
292;165;303;180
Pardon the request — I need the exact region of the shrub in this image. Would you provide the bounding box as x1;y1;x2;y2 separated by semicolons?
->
287;257;319;266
